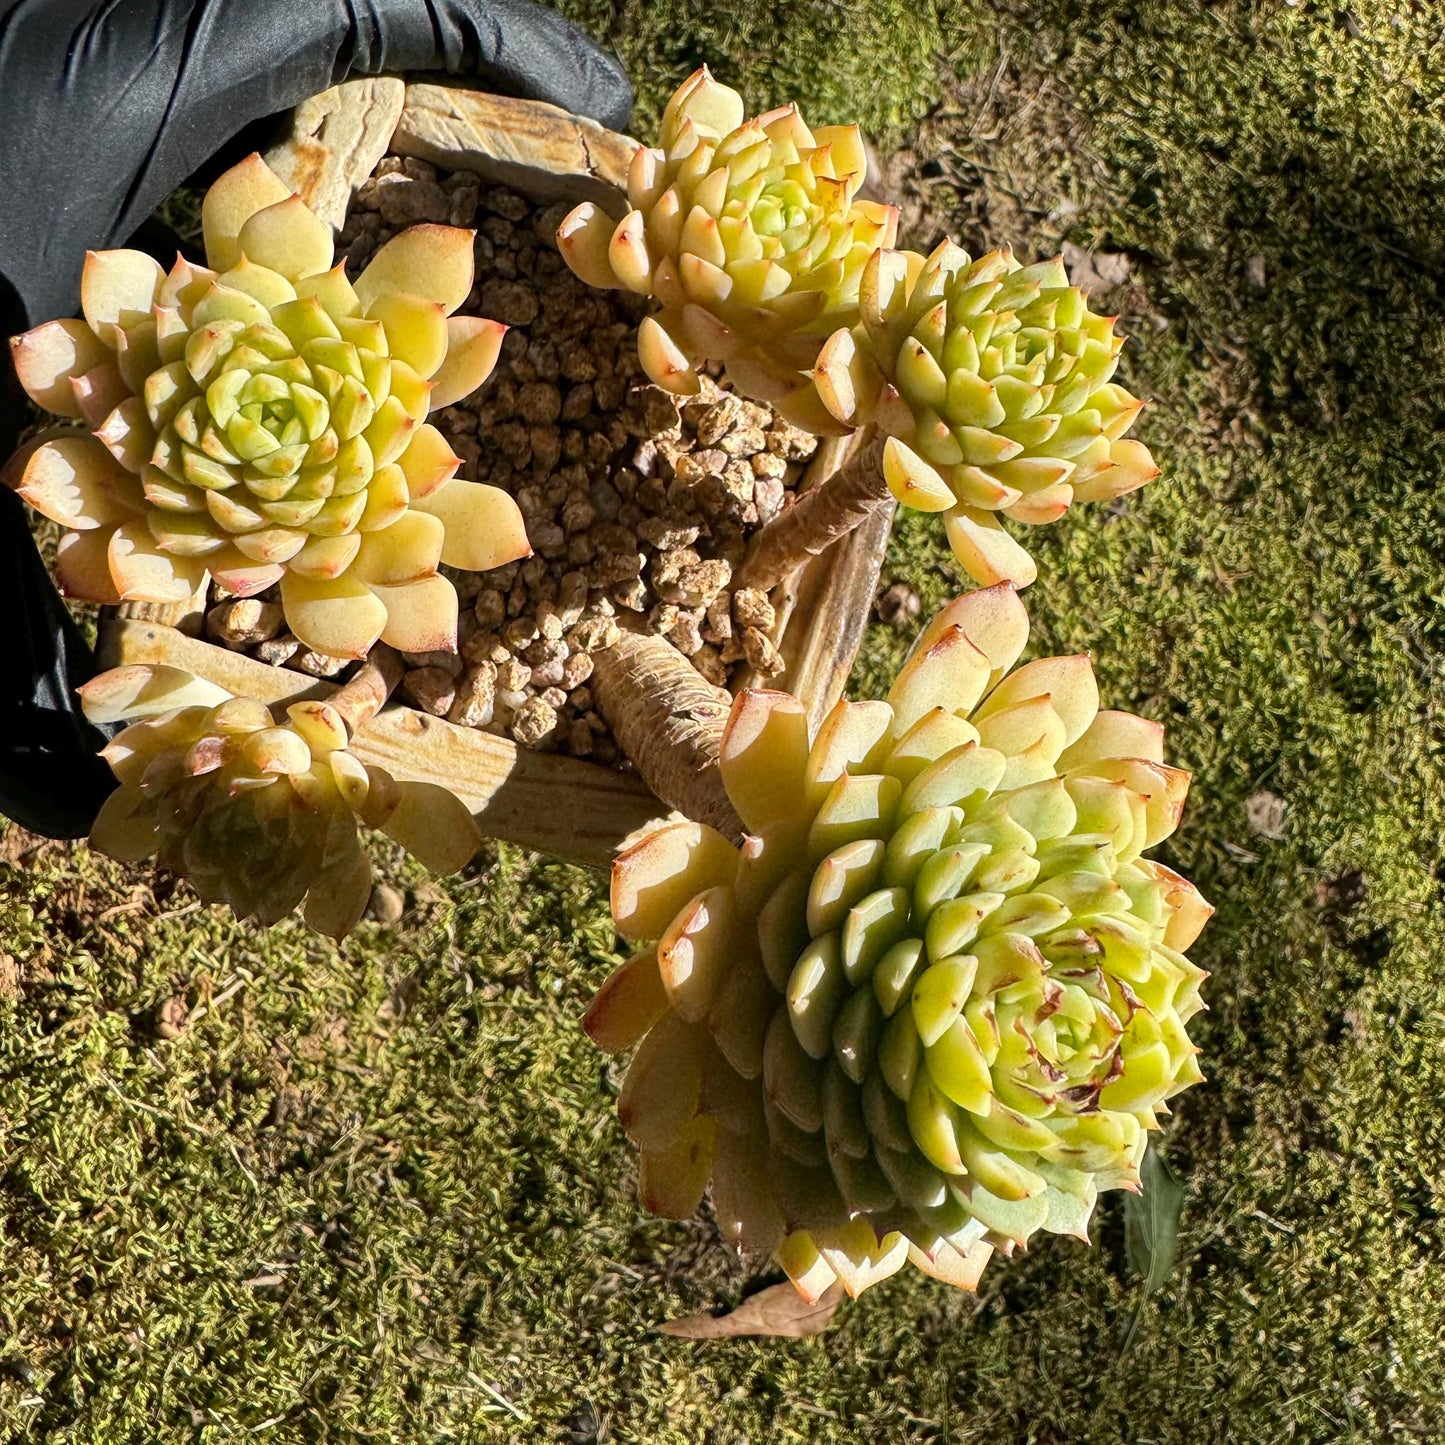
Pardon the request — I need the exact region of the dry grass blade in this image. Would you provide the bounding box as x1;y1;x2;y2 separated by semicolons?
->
659;1281;845;1340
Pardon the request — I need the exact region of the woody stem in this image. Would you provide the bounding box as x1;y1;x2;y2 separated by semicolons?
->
733;429;887;593
590;628;744;843
328;644;405;738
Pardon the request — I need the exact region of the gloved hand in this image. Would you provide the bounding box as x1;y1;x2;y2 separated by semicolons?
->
0;0;632;838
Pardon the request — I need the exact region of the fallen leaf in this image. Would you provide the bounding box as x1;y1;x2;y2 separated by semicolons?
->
660;1281;845;1339
1061;240;1133;294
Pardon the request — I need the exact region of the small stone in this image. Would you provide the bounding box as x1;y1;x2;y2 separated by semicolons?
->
463;629;508;666
592;549;645;586
672;449;728;486
474;588;507;631
561;382;594;422
692;643;728;688
503;616;540;651
479;277;539;326
402;667;457;717
559;340;599;383
534;200;572;248
536;602;565;642
530;655;566;688
447;176;481;227
637;515;701;550
590;477;623;522
704;594;733;644
255;634;300;667
480;214;515;246
531;521;567;558
448;660;497;728
651;546;701;602
626;386;682;437
751;450;788;480
483;186;530;221
1245;254;1268;290
674;559;732;609
612;575;647;609
496;656;532;694
207;598;283;649
719;425;767;458
561;650;594;689
561;495;597;532
570;615;620;651
875;581;922;630
766;421;818;461
511;696;559;747
732;587;776;631
540;686;568;709
366;883;406;924
290;649;349;678
375;174;450;225
558;571;590;627
649;602;680;636
530;426;562;473
754;476;787;522
741;625;784;677
693;393;742;446
668;611;704;656
518;380;562;425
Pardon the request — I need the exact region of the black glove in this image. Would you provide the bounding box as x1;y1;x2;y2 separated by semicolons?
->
0;0;632;838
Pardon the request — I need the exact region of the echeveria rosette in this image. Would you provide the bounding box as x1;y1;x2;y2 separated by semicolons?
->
586;585;1210;1302
814;241;1160;587
7;154;530;659
557;67;897;430
79;664;480;938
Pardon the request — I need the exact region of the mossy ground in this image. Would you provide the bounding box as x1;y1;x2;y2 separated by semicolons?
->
3;1;1444;1439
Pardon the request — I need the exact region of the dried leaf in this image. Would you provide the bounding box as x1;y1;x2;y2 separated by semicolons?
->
659;1281;845;1339
1061;240;1133;294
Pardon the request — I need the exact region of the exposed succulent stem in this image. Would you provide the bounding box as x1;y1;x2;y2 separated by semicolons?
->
591;630;743;842
734;431;885;593
328;643;404;738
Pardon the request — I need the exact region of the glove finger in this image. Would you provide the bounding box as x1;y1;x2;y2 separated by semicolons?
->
349;0;634;133
0;0;630;342
0;488;117;839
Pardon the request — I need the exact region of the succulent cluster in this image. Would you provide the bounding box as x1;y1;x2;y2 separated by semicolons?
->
557;67;896;424
587;585;1209;1300
7;154;530;657
812;242;1159;586
81;664;479;937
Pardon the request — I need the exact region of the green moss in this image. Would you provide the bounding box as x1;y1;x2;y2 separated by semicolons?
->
3;1;1444;1439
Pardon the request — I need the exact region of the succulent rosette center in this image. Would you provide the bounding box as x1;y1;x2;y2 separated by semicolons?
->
587;584;1211;1302
80;664;480;938
7;154;531;658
